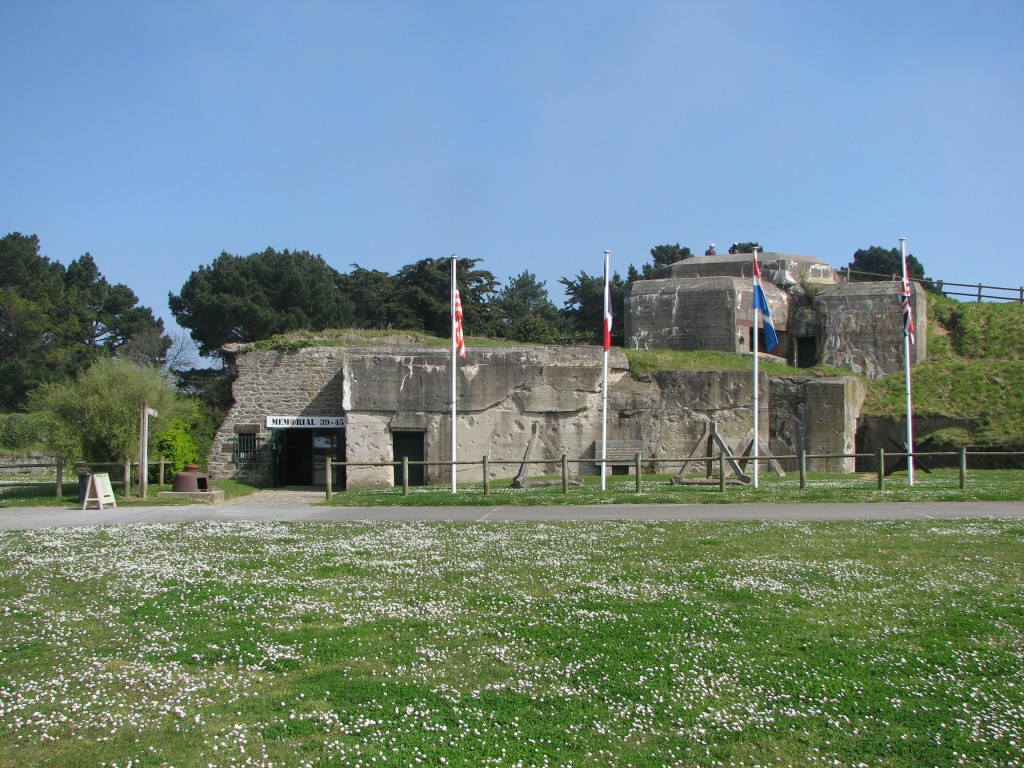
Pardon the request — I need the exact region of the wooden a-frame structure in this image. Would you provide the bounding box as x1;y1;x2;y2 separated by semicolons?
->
671;422;784;486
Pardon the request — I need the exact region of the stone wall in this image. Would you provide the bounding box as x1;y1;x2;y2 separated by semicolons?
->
851;416;1021;470
609;370;767;472
209;348;348;485
340;346;628;487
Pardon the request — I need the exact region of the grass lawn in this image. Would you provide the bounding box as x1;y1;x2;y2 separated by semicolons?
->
329;468;1024;506
1;519;1022;767
3;469;1024;508
0;479;261;508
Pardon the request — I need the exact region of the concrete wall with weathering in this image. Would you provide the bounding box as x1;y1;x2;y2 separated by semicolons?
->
769;376;866;473
210;345;634;488
813;281;927;378
610;369;766;463
338;346;629;487
657;252;839;287
625;277;788;353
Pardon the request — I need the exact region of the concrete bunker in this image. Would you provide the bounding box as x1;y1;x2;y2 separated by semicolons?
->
210;344;866;490
625;251;927;378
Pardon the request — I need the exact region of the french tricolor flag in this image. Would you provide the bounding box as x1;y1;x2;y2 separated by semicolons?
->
603;264;613;352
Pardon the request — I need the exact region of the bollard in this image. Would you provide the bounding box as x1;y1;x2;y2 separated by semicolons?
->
325;458;333;501
402;456;410;497
635;453;642;494
877;448;885;491
719;452;726;493
561;454;569;495
483;455;490;496
959;447;967;490
798;450;806;490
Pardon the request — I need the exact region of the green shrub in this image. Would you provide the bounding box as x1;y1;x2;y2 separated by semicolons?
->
187;403;221;468
0;413;41;454
155;418;201;473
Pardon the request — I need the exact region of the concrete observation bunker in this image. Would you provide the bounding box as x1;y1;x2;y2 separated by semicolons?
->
625;252;927;379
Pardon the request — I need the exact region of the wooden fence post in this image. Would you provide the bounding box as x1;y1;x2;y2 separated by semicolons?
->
959;447;967;490
877;449;885;491
635;453;642;494
483;455;490;496
561;454;569;495
718;453;726;493
798;450;806;490
325;458;333;501
55;461;63;497
402;456;410;497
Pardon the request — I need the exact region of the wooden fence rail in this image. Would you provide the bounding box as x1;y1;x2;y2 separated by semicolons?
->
3;449;1022;502
0;459;168;498
324;447;1024;500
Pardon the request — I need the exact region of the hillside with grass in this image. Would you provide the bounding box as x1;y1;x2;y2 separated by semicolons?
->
861;294;1024;446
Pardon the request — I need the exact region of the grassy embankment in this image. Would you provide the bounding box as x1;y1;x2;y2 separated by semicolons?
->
863;294;1024;446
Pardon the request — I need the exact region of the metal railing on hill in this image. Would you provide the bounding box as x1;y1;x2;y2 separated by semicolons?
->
839;268;1023;303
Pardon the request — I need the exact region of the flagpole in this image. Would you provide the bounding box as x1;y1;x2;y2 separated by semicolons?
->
752;249;760;489
139;402;148;500
601;251;610;491
450;254;458;493
900;238;915;486
139;402;157;499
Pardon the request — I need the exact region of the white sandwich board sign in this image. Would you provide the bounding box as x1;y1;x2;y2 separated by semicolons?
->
81;472;117;510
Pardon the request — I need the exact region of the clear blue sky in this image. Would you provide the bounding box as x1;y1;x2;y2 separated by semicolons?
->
3;0;1022;342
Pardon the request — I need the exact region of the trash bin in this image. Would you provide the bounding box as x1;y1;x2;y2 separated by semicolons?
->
78;473;92;503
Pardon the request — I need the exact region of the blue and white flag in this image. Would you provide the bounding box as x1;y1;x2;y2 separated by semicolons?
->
752;256;779;352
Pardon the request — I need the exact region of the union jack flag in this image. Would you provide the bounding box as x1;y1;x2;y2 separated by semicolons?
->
900;272;915;345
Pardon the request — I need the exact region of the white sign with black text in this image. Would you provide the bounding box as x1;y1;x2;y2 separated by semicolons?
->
265;416;346;429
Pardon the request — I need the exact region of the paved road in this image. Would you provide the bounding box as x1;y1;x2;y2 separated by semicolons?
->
2;497;1024;529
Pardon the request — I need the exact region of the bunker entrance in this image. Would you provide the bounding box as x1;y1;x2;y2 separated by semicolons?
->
796;336;818;368
393;431;426;486
273;428;345;489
